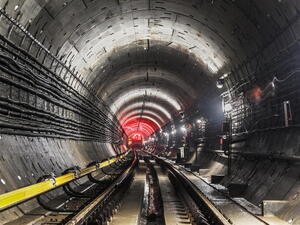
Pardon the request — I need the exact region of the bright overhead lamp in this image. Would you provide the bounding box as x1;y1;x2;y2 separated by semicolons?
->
224;103;232;112
216;79;224;89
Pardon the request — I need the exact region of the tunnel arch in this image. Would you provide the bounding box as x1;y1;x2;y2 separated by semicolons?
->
120;112;165;127
117;100;173;120
9;0;257;139
0;1;300;223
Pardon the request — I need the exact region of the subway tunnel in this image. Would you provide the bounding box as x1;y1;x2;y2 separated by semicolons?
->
0;0;299;224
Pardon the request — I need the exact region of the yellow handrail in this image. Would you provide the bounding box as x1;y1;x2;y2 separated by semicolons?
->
0;151;130;211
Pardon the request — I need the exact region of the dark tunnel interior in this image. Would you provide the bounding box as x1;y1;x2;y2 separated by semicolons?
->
0;0;300;224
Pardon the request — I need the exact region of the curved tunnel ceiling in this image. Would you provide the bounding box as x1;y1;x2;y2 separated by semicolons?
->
0;2;300;223
12;0;293;137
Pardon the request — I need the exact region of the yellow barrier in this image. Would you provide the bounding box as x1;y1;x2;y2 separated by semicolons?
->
0;151;130;211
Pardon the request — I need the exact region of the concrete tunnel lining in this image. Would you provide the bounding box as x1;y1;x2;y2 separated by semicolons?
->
0;0;300;224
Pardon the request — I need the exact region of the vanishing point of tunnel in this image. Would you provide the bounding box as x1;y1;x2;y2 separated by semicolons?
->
0;0;299;224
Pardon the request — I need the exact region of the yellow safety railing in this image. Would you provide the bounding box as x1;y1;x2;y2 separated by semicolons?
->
0;151;130;211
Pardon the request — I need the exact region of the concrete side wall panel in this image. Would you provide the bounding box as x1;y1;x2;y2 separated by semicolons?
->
0;135;115;195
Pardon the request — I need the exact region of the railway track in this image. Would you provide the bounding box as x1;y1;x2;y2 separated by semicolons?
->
2;151;136;225
49;154;214;225
2;150;288;225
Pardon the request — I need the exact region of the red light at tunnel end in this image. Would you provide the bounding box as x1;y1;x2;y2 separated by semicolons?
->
132;133;142;141
122;117;159;138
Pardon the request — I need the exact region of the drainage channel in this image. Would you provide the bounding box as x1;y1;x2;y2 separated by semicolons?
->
111;157;194;225
110;161;146;225
139;158;165;225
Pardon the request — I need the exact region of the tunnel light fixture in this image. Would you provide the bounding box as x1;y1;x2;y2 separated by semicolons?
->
223;103;233;112
181;126;186;132
171;130;176;135
271;81;275;89
164;132;169;137
216;78;224;89
196;119;204;124
217;73;230;89
222;73;229;79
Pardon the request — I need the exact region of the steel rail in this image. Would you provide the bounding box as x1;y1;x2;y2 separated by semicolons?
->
0;151;130;211
152;154;272;225
65;153;137;225
149;154;231;225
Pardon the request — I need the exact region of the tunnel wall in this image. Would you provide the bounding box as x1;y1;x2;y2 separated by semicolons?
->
0;35;122;192
225;128;300;204
192;10;300;210
0;7;124;222
0;0;299;223
0;135;115;223
194;127;300;219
